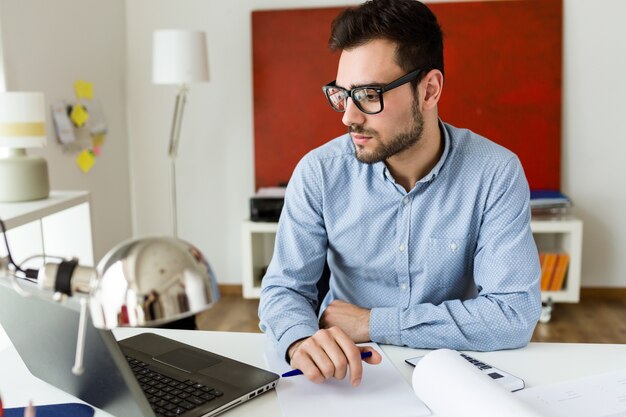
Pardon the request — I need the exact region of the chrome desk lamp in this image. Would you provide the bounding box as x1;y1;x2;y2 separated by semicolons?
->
6;235;220;375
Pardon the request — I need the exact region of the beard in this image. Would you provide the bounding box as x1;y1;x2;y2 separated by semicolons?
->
351;99;424;164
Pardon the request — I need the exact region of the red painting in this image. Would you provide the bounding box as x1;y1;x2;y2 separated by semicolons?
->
252;0;562;190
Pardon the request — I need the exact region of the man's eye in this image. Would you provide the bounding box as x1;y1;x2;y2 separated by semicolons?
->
355;89;380;102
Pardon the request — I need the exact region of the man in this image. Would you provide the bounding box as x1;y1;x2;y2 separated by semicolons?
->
258;0;541;387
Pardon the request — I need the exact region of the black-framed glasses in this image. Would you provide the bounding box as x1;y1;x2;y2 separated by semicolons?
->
322;68;425;115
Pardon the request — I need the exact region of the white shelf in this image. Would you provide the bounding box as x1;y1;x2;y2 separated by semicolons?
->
241;221;278;299
0;191;90;231
0;191;94;267
241;216;584;304
531;215;583;304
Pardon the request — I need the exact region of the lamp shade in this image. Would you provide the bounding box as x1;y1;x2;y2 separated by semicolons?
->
89;237;220;329
0;92;46;148
152;30;209;85
0;91;49;202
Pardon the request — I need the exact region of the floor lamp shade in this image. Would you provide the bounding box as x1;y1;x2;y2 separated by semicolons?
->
152;30;209;85
0;92;50;202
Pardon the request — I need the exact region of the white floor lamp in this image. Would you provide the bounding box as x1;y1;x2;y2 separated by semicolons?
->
152;30;209;237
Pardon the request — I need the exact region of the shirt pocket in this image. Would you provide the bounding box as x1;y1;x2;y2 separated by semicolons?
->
425;236;471;288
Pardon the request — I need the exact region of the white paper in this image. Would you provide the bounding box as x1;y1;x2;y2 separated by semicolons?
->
255;187;286;198
412;349;546;417
265;342;431;417
515;368;626;417
84;100;107;135
51;100;76;144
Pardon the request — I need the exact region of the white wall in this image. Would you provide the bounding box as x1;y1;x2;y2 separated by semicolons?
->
562;0;626;287
126;0;626;287
0;0;132;262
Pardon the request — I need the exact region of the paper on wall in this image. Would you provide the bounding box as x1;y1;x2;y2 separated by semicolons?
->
51;100;76;145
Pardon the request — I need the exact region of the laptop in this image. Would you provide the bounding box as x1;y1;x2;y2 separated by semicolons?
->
0;281;279;417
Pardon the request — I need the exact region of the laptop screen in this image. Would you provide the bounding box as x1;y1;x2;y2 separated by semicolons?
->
0;280;151;417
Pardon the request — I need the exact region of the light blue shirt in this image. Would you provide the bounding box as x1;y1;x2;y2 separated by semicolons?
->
259;121;541;362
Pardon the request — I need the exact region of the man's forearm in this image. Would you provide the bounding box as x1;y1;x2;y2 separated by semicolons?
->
369;291;540;350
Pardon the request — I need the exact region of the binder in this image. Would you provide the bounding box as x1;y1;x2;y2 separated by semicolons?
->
3;403;94;417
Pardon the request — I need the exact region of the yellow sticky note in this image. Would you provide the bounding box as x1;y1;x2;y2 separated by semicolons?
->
70;104;89;127
76;149;95;173
92;133;106;148
74;80;94;100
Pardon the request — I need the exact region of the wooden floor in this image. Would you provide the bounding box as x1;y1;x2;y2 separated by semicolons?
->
196;294;626;344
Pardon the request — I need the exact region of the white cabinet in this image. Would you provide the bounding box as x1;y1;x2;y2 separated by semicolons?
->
241;220;278;299
531;215;583;304
0;191;94;268
241;216;584;303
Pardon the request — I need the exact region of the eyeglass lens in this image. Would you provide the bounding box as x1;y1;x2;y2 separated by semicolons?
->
325;87;382;114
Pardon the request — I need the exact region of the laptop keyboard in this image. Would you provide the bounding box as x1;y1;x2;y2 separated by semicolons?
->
126;355;224;417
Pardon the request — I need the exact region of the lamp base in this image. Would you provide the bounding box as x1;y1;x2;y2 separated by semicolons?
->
0;149;50;202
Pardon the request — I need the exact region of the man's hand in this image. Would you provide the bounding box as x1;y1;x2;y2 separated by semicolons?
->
287;327;381;387
319;299;371;342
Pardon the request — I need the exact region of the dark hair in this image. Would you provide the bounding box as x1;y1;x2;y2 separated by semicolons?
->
329;0;444;82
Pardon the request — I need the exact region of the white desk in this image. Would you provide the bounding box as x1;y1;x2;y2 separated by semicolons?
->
1;327;625;417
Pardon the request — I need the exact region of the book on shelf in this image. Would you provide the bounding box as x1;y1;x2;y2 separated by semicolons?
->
530;190;572;216
540;252;558;291
539;251;569;291
549;253;570;291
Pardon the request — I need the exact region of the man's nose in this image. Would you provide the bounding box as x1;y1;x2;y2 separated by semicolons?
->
342;98;366;127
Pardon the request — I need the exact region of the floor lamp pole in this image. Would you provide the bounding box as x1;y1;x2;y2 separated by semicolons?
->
168;85;188;238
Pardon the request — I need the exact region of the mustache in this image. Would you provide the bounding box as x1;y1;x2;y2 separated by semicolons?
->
349;125;377;136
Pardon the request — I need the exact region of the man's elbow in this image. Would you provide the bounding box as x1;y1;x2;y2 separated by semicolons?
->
499;297;541;350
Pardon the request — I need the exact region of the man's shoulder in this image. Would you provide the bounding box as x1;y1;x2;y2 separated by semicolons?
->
444;122;517;164
301;133;355;165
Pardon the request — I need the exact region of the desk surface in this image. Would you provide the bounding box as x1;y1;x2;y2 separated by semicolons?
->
1;326;625;417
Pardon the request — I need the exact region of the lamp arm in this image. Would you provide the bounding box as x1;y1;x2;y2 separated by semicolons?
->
168;85;188;158
168;85;188;238
71;297;88;375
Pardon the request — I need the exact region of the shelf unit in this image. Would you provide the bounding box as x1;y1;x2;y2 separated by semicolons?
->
531;215;583;303
0;191;94;268
241;220;278;299
241;215;583;304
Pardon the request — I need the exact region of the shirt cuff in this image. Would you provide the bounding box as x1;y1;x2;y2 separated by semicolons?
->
277;323;318;364
370;307;401;345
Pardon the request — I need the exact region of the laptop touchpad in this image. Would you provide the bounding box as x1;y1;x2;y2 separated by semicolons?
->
153;348;220;372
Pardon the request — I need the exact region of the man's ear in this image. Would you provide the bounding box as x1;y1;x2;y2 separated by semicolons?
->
420;69;444;111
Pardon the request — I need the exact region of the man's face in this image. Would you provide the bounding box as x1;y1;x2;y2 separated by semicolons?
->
336;39;424;164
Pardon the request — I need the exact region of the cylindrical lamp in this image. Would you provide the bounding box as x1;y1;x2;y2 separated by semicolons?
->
0;92;49;202
152;30;209;85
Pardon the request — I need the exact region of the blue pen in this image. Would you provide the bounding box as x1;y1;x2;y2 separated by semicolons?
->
281;351;373;377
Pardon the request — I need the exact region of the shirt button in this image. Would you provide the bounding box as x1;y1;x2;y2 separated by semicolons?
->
399;244;405;252
400;283;408;291
403;197;409;205
450;242;458;252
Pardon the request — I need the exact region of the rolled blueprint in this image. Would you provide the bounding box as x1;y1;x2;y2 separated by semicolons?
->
412;349;546;417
